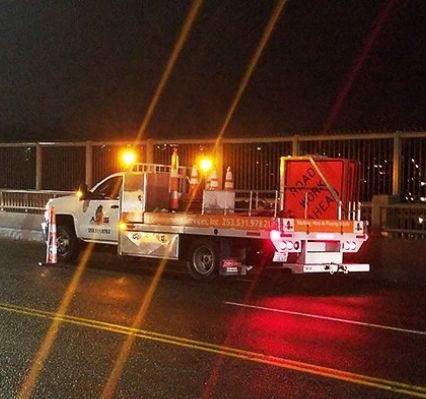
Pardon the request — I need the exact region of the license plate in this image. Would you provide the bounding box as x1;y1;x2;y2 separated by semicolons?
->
273;252;288;262
222;259;241;268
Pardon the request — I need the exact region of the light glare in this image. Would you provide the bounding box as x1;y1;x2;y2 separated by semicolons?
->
121;150;137;167
270;229;281;241
199;157;213;173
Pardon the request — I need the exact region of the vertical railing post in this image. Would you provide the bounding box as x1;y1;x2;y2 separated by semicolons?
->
292;134;299;156
392;131;401;197
145;139;154;163
35;143;42;190
85;141;93;187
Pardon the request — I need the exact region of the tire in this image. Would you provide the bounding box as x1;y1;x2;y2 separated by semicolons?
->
56;224;80;263
186;239;220;281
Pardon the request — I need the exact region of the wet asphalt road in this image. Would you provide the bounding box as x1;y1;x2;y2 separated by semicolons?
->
0;238;425;399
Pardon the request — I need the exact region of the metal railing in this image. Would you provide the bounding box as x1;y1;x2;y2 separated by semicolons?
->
132;162;191;176
360;202;372;224
379;204;426;239
0;190;73;213
0;132;425;240
1;132;426;203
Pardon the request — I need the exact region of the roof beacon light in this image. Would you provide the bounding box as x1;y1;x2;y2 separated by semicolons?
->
199;157;213;173
121;149;137;168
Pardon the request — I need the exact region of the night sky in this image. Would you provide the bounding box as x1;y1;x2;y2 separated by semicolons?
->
0;0;425;142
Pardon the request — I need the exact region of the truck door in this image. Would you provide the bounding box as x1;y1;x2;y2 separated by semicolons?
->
78;175;122;243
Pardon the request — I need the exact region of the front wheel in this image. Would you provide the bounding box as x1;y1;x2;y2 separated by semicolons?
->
56;224;80;263
186;239;219;281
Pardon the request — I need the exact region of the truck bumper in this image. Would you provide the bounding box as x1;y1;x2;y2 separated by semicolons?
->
282;263;370;274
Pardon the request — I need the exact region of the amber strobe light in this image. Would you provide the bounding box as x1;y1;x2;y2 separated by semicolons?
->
120;149;137;168
198;157;213;173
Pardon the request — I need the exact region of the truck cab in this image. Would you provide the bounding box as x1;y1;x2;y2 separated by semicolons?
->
43;173;123;262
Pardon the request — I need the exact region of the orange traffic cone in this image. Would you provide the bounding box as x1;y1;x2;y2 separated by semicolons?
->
224;166;234;190
169;189;180;211
189;164;200;199
209;169;219;190
46;206;57;264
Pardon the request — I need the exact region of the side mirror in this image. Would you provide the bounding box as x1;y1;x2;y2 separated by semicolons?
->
77;183;89;200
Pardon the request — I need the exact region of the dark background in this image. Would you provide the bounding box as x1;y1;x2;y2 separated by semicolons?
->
0;0;424;142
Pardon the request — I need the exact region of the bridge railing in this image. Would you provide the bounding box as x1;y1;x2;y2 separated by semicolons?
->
0;190;73;213
379;204;426;239
1;132;426;204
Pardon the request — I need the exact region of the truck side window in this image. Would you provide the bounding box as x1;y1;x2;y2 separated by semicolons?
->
93;176;122;200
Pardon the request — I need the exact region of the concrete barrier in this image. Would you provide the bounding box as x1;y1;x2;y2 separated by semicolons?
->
330;234;426;286
0;212;44;242
379;238;426;285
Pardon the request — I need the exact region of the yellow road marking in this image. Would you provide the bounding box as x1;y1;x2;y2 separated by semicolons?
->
1;302;426;398
102;254;169;398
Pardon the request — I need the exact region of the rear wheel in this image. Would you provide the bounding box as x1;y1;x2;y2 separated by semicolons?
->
186;239;219;281
56;224;80;263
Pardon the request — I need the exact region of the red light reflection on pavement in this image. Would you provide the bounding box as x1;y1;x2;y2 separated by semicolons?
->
212;294;386;394
259;296;376;322
234;310;370;364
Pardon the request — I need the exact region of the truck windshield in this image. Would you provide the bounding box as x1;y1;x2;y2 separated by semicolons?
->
93;176;122;200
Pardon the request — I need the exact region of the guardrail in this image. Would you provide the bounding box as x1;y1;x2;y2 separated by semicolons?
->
0;190;73;213
380;204;426;239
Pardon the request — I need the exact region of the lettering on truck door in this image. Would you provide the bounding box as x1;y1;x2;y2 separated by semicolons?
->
79;176;122;242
